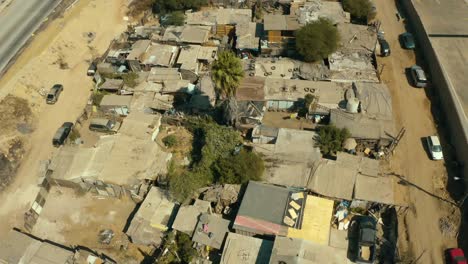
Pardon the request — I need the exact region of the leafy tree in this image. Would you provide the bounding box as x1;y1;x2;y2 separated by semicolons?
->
343;0;375;22
168;118;243;202
211;51;244;125
315;125;351;156
213;149;264;184
295;18;340;62
161;11;185;26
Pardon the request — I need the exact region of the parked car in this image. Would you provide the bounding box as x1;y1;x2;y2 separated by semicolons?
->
379;38;391;56
447;248;467;264
400;32;415;49
52;122;73;147
355;216;377;264
409;65;428;88
87;61;97;76
426;135;444;160
46;84;63;104
89;118;121;134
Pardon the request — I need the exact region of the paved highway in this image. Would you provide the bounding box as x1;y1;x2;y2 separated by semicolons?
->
0;0;61;75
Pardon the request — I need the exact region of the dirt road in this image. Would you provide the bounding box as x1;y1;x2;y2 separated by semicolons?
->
375;0;459;262
0;0;127;234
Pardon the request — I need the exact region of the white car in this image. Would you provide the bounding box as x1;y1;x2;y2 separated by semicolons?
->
426;136;443;160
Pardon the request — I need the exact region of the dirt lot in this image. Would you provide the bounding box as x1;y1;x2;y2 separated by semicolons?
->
32;187;149;262
262;111;316;130
0;0;128;234
375;0;459;262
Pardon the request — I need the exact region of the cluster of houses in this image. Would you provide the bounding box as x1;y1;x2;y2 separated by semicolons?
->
0;0;408;263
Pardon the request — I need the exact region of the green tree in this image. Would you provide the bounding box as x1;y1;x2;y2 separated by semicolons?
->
163;135;178;147
315;125;351;156
213;149;264;184
161;11;185;26
295;18;340;62
343;0;375;22
211;51;244;125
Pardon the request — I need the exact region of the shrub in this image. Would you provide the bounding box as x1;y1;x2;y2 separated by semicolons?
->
160;11;185;26
343;0;375;22
315;125;351;156
153;0;207;15
213;149;264;184
295;18;340;62
163;135;178;147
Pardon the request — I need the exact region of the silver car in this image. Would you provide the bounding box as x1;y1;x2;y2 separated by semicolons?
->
46;84;63;104
409;65;428;88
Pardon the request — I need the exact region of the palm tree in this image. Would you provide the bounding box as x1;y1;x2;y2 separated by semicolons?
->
211;51;244;126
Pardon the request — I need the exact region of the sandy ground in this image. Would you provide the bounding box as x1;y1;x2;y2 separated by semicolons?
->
0;0;128;234
375;0;459;262
32;187;148;262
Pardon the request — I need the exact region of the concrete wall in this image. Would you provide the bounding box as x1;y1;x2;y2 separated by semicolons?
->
400;0;468;178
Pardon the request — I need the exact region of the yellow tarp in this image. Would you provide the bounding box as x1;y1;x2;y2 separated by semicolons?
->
287;195;333;245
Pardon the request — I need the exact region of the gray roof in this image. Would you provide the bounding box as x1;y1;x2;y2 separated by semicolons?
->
126;187;177;245
269;237;351;264
141;44;178;67
162;25;211;44
172;199;211;236
221;233;273;264
330;109;395;140
127;39;151;61
192;213;230;249
353;82;393;120
307;152;406;205
254;128;321;188
147;68;181;83
236;181;290;225
100;79;124;91
263;15;300;31
100;94;132;107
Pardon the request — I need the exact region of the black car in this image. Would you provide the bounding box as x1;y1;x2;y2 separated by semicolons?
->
355;216;377;264
379;39;391;56
52;122;73;147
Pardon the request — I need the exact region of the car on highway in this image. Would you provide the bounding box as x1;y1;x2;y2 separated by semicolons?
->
446;248;467;264
89;118;121;134
379;38;391;56
354;216;378;264
426;135;444;160
409;65;428;88
46;84;63;104
400;32;415;49
52;122;73;147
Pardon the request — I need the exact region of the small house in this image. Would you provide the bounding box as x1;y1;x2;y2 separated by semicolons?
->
99;79;124;93
192;213;230;250
126;186;177;246
162;25;211;45
220;233;273;264
100;94;132;116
